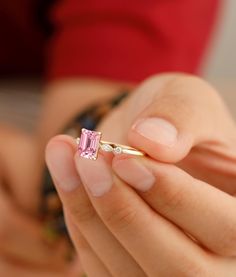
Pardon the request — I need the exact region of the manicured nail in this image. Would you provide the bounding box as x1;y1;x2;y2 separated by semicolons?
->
46;142;80;191
132;117;178;147
113;157;155;192
75;154;113;197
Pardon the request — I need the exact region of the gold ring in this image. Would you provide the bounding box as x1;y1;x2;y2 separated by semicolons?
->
76;128;144;160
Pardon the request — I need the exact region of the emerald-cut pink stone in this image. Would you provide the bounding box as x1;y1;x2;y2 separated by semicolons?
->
78;129;101;160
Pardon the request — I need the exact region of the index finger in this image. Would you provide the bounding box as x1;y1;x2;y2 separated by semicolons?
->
74;151;211;276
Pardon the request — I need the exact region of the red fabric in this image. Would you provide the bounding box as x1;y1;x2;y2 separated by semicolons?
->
47;0;220;82
0;1;44;75
0;0;220;82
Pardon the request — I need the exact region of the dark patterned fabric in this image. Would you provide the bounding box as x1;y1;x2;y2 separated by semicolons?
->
41;91;129;246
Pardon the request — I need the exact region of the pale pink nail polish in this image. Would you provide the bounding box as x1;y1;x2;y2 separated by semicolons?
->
113;158;155;192
75;154;113;197
46;142;80;191
132;117;178;147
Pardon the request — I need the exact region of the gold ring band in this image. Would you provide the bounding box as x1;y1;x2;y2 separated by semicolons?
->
100;140;144;156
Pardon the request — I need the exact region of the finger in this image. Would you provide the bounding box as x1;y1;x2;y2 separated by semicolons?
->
46;135;145;277
74;151;212;276
113;155;236;257
0;187;67;270
65;210;111;277
127;74;236;162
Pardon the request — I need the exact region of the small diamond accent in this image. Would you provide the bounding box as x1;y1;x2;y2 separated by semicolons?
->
101;144;113;152
113;146;122;154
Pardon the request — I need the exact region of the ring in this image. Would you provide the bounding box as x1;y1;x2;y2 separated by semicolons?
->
76;128;144;160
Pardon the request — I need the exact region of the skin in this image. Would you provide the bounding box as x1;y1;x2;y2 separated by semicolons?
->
1;73;236;275
0;78;130;275
45;74;236;276
0;126;81;275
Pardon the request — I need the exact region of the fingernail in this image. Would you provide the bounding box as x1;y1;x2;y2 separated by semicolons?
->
75;154;113;197
113;157;155;192
132;117;178;147
46;142;80;191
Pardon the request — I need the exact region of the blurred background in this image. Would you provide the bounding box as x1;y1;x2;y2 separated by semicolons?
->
205;0;236;117
0;2;235;274
0;0;235;132
205;0;236;80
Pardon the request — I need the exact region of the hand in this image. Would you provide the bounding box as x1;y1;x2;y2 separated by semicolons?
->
97;73;236;195
0;189;71;276
0;126;79;275
0;125;42;213
46;74;236;276
38;78;133;145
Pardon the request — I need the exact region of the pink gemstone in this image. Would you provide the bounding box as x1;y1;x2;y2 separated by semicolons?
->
78;129;101;160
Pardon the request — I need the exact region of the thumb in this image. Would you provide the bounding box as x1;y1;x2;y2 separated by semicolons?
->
128;74;235;163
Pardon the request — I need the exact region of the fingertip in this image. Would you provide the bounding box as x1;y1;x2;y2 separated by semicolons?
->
45;135;80;192
45;134;77;170
46;134;76;155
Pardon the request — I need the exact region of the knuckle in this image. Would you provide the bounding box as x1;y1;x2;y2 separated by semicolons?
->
71;202;97;224
103;202;138;231
158;177;187;211
163;189;186;211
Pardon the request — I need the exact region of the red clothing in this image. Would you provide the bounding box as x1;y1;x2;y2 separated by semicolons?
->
0;0;220;82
